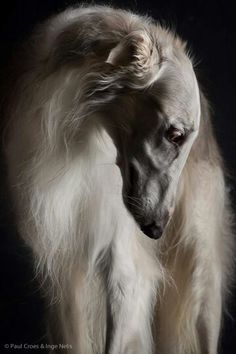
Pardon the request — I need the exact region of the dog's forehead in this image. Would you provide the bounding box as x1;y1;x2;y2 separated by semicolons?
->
152;54;200;129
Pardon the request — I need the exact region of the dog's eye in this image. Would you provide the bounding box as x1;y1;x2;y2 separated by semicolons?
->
166;126;185;146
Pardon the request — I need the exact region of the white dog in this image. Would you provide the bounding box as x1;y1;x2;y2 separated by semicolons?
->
3;5;234;354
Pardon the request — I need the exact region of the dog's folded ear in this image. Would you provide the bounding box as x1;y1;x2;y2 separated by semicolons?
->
106;37;134;66
106;31;162;85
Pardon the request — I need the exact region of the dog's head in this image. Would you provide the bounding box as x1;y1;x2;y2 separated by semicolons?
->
78;20;201;239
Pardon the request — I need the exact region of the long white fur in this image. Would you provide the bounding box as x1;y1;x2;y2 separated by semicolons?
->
3;5;234;354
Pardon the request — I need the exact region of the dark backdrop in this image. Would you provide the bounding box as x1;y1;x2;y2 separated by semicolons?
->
0;1;235;353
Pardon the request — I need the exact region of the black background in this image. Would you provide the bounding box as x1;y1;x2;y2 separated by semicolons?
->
0;0;235;353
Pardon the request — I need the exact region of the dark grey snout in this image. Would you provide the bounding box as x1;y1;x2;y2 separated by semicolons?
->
120;161;172;240
140;221;163;239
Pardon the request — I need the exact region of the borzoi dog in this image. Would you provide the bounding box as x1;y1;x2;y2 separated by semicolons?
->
3;5;234;354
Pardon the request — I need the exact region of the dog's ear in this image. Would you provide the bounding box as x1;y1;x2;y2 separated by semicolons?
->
106;32;143;66
106;31;160;66
106;31;161;84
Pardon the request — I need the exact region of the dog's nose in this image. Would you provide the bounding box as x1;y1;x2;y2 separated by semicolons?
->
140;222;163;239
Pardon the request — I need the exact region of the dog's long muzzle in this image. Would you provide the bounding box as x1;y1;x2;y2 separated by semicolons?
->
121;162;172;240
